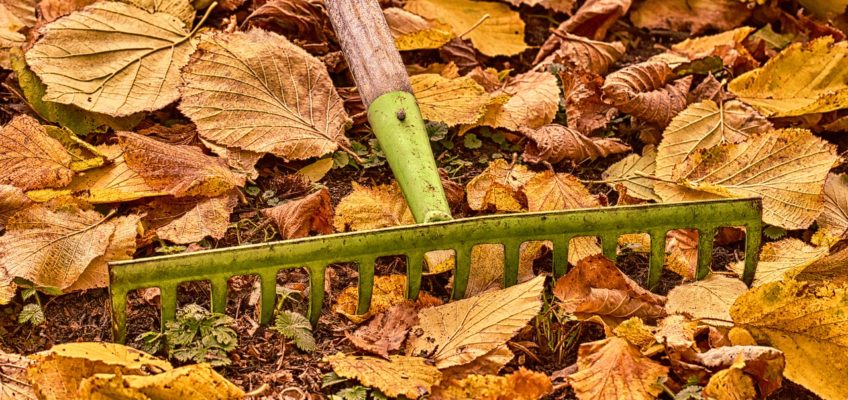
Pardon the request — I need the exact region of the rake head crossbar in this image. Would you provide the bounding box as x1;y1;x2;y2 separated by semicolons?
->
109;197;762;343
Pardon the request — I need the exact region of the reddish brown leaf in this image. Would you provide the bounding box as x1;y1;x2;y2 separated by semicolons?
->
602;60;692;126
630;0;751;35
242;0;332;44
262;188;333;240
144;192;238;244
535;33;625;75
534;0;632;64
521;124;629;165
347;301;418;359
560;70;619;134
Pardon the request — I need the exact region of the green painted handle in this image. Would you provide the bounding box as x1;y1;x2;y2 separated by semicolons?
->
368;92;452;223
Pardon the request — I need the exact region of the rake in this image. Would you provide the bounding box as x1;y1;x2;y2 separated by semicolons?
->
108;0;763;343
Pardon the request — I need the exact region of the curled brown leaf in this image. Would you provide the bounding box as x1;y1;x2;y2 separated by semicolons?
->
262;188;333;240
602;60;692;126
521;124;630;164
534;0;632;64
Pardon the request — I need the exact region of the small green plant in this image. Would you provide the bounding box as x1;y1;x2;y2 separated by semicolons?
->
17;284;58;326
270;286;316;352
138;304;237;366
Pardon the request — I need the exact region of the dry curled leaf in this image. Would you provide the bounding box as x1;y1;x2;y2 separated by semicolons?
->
79;363;244;399
431;368;552;400
602;145;660;202
521;124;630;164
568;337;668;400
26;2;197;116
145;192;237;245
180;29;351;160
664;274;747;327
407;276;545;369
478;71;560;131
560;70;619;135
535;33;625;75
347;301;418;359
410;74;489;126
602;60;692;126
325;353;442;398
0;115;74;191
630;0;751;35
118;132;241;198
385;7;453;51
334;182;414;231
466;159;536;212
262;188;333;240
729;238;828;288
534;0;631;64
242;0;331;44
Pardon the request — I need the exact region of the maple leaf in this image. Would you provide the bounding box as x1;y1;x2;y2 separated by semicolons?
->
664;274;747;327
347;301;418;359
262;188;333;240
404;0;527;57
534;0;631;64
602;60;692;126
410;74;489;127
602;145;660;202
324;353;442;398
521;124;630;165
80;363;244;399
144;192;237;245
568;337;668;400
0;115;74;190
407;276;545;369
179;29;352;160
630;0;751;35
729;238;828;287
466;159;536;212
384;7;454;51
729;37;848;117
26;2;199;116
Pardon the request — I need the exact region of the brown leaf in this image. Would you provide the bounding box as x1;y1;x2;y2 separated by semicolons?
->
37;0;95;23
817;173;848;239
560;70;619;134
242;0;331;44
703;358;757;400
602;60;692;126
694;346;785;396
535;32;625;75
664;229;698;280
439;346;514;381
0;184;31;230
568;337;668;400
262;188;333;240
334;182;414;231
431;368;552;400
325;353;442;398
65;213;139;292
664;274;748;327
669;27;757;69
347;301;418;358
199;138;262;181
118;132;241;198
137;123;198;146
466;159;536;212
794;245;848;285
553;255;666;321
521;124;630;164
439;38;480;72
630;0;752;35
145;191;238;245
503;0;574;13
0;350;34;400
0;115;74;190
534;0;632;64
478;71;560;131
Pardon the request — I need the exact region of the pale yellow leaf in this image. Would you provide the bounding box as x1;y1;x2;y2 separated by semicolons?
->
479;71;560;131
568;337;668;400
80;363;244;399
817;173;848;239
26;2;196;116
407;275;545;369
665;274;747;327
729;238;828;287
334;182;414;232
180;30;351;160
325;353;441;398
122;0;195;28
0;184;31;230
521;124;630;165
404;0;527;57
145;192;237;244
466;159;536;212
603;145;660;201
296;158;334;183
411;74;489;127
385;7;453;51
0;115;74;190
431;368;552;400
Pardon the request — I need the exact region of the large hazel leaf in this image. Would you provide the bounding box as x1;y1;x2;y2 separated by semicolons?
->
25;2;200;117
602;145;660;202
179;29;351;160
0;115;74;190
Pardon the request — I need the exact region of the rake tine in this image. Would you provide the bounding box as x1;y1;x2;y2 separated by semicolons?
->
406;252;423;300
601;233;618;261
110;287;128;344
451;245;472;300
503;240;521;287
696;227;716;280
551;236;570;278
647;229;668;290
210;277;229;314
742;224;762;286
159;283;178;330
308;264;326;325
356;257;376;315
259;270;277;325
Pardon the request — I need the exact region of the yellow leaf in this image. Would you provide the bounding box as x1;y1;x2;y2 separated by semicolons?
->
179;30;352;160
334;274;407;323
613;317;657;352
729;238;828;287
407;275;545;369
669;27;755;67
262;189;333;240
665;274;747;327
122;0;195;28
385;7;453;51
80;364;244;399
334;182;414;232
817;173;848;239
729;37;848;117
603;145;659;202
145;192;238;244
668;128;838;230
27;342;171;400
431;367;552;400
25;2;196;116
0;184;31;230
411;74;489;127
296;158;334;183
568;337;668;400
404;0;527;57
478;71;559;131
0;115;74;190
794;246;848;285
324;353;441;398
118;132;241;198
731;279;848;400
466;159;536;212
520;124;630;164
664;229;697;280
703;357;758;400
630;0;751;35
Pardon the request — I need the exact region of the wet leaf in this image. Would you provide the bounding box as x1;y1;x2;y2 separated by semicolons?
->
568;337;668;400
729;37;848;117
145;192;237;244
179;30;351;160
410;74;489;127
466;159;536;212
602;145;660;202
407;275;545;369
431;368;552;400
262;189;332;240
334;182;414;231
602;60;692;126
347;302;418;359
665;274;747;327
26;2;197;116
79;363;244;399
534;0;631;63
325;353;442;398
630;0;751;35
384;7;453;51
729;239;828;287
404;0;527;57
0;115;74;190
521;124;630;165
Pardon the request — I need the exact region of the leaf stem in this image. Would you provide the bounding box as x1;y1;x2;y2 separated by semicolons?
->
191;2;218;36
459;14;490;39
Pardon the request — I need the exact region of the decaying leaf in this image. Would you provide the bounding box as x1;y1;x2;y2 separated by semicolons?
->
0;115;74;190
668;27;756;68
729;238;828;287
118;132;241;198
602;60;692;126
26;2;197;116
347;301;418;359
407;276;545;369
199;138;262;181
145;192;237;244
0;184;31;230
262;188;333;240
694;346;785;396
664;274;747;326
410;74;489;127
817;173;848;239
664;229;698;280
503;0;573;13
241;0;330;44
325;353;442;398
536;33;625;75
568;337;668;400
404;0;527;57
334;274;408;323
466;159;536;212
534;0;632;63
179;29;351;160
79;363;244;399
560;70;619;135
384;7;453;51
478;71;560;131
553;255;666;322
666;128;838;229
731;279;848;400
334;182;414;231
729;37;848;117
602;145;660;202
702;357;758;400
521;124;630;164
0;350;34;400
630;0;751;35
431;368;552;400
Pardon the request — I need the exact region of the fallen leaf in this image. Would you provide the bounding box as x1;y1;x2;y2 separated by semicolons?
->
37;0;95;23
118;132;241;198
568;337;668;400
26;2;197;116
407;275;545;369
655;314;699;357
612;317;658;352
669;27;756;68
694;346;785;396
296;158;334;183
334;182;414;231
199;138;262;181
728;327;758;346
27;342;171;400
503;0;573;13
665;274;747;327
431;368;552;400
729;37;848;117
559;69;619;134
731;279;848;400
122;0;195;28
536;33;625;75
410;74;489;127
817;173;848;239
79;363;244;399
630;0;751;35
664;229;698;280
703;357;758;400
602;145;660;202
794;246;848;284
324;353;442;398
179;29;351;160
479;71;560;131
466;159;536;212
0;0;34;68
0;185;31;230
667;128;837;229
729;239;828;287
0;115;74;190
241;0;331;45
0;350;34;400
404;0;527;57
602;60;692;126
145;192;237;244
534;0;632;63
262;189;332;240
521;124;630;164
347;301;418;359
334;274;407;323
553;255;666;321
385;7;453;51
65;213;140;292
438;346;514;381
